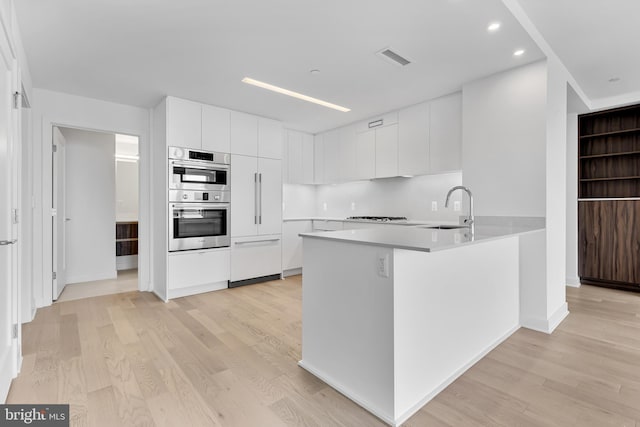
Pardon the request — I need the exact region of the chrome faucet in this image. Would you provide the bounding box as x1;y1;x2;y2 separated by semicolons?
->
445;186;474;233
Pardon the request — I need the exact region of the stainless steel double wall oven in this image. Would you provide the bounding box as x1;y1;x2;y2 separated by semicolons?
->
168;146;230;251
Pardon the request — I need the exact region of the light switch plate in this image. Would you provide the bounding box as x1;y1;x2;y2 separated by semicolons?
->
431;201;437;211
453;201;461;211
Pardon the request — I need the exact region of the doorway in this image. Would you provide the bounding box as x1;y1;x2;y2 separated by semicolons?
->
52;126;140;301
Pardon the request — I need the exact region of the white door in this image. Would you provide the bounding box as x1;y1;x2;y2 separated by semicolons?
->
0;53;17;402
230;154;258;237
52;127;67;299
257;157;282;236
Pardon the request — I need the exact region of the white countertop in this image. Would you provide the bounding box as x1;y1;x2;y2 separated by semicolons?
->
283;217;459;226
299;223;544;252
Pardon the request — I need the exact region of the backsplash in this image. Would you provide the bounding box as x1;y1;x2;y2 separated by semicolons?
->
284;172;464;221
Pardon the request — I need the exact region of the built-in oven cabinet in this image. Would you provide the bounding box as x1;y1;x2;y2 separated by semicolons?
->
167;248;230;299
230;235;282;285
166;96;231;153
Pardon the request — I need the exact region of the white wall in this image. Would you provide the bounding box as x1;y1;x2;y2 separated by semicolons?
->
313;173;463;221
565;113;579;287
31;89;150;307
462;61;547;217
116;160;139;221
61;128;117;284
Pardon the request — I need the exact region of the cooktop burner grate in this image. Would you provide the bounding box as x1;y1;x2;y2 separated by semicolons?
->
346;216;408;222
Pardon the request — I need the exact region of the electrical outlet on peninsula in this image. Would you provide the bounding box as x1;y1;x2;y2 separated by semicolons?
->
377;254;389;278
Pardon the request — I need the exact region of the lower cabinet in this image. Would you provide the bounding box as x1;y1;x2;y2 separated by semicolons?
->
579;200;640;290
282;221;312;274
230;235;282;286
167;248;230;299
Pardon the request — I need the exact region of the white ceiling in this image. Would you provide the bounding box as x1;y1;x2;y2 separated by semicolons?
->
15;0;544;133
517;0;640;103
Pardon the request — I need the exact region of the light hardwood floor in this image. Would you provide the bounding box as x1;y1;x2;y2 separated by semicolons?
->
8;276;640;426
57;269;138;302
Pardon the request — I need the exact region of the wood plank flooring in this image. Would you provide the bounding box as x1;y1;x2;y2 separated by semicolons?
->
8;276;640;426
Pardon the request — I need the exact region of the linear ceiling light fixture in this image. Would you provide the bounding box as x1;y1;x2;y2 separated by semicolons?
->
241;77;350;112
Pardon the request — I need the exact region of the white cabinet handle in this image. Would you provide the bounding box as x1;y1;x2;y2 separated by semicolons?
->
254;172;258;225
258;173;262;225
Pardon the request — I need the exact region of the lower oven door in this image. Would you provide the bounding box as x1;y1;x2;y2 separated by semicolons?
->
169;203;230;251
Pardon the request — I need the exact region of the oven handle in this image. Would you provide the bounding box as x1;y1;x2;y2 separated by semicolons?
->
171;160;230;170
171;203;230;210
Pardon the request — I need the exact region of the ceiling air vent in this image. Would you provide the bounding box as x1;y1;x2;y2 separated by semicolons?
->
376;47;411;67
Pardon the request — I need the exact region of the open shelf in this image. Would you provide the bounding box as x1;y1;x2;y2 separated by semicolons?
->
579;127;640;139
580;176;640;182
579;150;640;159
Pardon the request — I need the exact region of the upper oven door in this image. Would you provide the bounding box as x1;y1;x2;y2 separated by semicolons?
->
169;160;230;191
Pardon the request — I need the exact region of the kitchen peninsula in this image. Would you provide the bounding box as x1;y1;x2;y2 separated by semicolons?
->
299;224;544;426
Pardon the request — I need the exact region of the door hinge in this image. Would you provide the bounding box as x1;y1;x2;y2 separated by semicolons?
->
13;92;20;109
52;144;58;153
12;324;18;339
52;271;57;280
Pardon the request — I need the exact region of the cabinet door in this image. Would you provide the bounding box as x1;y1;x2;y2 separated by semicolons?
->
258;118;283;159
286;130;303;184
356;130;376;180
168;249;230;290
230;154;258;237
231;235;281;282
339;126;358;182
257;157;282;236
301;133;315;184
314;134;325;184
375;124;399;178
202;104;230;153
230;111;258;156
323;130;340;183
398;102;430;176
282;220;312;270
579;200;640;285
430;92;462;173
167;97;201;149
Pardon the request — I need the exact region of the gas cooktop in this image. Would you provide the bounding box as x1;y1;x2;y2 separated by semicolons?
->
346;216;408;222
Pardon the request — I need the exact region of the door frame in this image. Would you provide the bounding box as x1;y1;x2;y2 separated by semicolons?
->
42;120;150;306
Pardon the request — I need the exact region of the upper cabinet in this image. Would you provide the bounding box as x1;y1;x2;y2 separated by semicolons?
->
314;134;325;185
230;112;282;159
167;97;202;149
166;96;232;152
398;102;430;176
429;92;462;173
202;104;231;153
284;129;314;184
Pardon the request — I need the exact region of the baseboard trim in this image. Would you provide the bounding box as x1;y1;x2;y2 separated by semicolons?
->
566;276;581;288
167;280;228;299
521;302;569;334
229;274;281;288
282;268;302;277
300;324;520;426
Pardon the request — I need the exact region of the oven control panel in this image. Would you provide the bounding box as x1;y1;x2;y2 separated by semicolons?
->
169;190;230;203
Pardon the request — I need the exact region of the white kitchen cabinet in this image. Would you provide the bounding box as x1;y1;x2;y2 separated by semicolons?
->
231;235;282;283
339;125;358;182
202;104;231;153
167;248;230;298
230;154;282;237
230;111;258;156
356;130;375;180
314;134;325;184
301;133;315;184
167;97;202;149
398;102;430;176
322;129;341;184
286;130;315;184
282;220;312;272
258;118;283;159
430;92;462;173
375;123;399;178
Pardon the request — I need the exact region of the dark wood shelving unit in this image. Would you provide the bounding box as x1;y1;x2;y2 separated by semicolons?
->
116;221;138;256
578;104;640;292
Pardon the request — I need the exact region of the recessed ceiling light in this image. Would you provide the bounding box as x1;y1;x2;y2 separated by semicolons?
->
241;77;351;112
487;22;501;32
608;77;621;83
513;49;525;57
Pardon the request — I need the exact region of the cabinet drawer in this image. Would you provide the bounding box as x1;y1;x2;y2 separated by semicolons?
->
231;235;282;282
168;249;230;290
